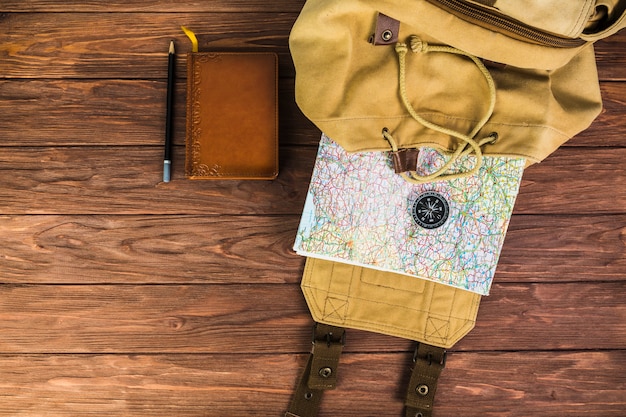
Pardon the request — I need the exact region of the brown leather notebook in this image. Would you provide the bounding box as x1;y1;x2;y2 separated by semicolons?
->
185;52;279;180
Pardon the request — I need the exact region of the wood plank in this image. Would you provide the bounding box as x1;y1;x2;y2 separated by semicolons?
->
0;284;312;354
498;214;626;282
0;1;306;13
516;146;626;215
464;282;626;351
1;79;624;148
575;82;626;146
0;282;623;353
0;13;625;80
594;34;626;81
0;13;296;79
0;215;303;284
0;80;166;146
0;79;311;147
0;351;623;416
439;350;626;417
0;146;313;216
0;214;623;285
0;146;623;215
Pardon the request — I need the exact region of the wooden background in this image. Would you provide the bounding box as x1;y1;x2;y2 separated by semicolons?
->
0;1;624;416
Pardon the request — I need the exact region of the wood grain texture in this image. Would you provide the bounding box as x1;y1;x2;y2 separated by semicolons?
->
0;79;311;147
578;82;626;145
0;13;625;80
0;351;622;417
0;146;623;215
0;283;623;353
516;147;626;215
0;214;623;284
0;1;306;12
0;13;296;79
0;146;313;215
594;34;626;81
0;3;624;417
498;215;626;282
0;80;624;148
0;215;303;284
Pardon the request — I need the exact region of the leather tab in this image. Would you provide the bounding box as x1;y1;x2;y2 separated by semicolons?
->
371;12;400;45
391;148;420;173
286;355;324;417
405;343;447;417
308;324;345;390
285;324;346;417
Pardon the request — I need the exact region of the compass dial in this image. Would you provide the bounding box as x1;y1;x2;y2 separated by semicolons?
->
411;191;449;229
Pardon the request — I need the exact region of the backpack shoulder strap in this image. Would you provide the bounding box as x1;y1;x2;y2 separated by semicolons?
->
405;343;448;417
285;323;345;417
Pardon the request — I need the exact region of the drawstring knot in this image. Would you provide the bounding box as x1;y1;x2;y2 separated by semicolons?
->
409;36;427;53
395;42;408;55
395;36;427;55
388;36;497;183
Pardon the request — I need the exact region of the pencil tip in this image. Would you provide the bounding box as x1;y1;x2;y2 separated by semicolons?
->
169;40;175;54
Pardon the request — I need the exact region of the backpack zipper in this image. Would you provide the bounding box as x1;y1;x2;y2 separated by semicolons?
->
429;0;587;48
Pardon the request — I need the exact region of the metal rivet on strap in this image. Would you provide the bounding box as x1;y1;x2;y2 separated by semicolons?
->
416;384;429;396
304;392;314;400
382;29;393;41
318;367;333;378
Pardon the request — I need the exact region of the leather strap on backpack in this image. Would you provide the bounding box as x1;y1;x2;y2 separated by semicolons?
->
286;324;448;417
405;343;447;417
285;323;346;417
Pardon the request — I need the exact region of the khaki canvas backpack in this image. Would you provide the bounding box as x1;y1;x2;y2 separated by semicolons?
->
286;1;626;416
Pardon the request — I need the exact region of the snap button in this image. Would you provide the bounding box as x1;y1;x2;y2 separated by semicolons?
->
318;367;333;378
416;384;429;396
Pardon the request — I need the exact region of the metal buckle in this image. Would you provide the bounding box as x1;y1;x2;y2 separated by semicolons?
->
413;344;447;367
312;324;346;347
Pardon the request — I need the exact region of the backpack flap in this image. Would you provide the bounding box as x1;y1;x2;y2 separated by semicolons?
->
301;257;481;348
287;258;476;417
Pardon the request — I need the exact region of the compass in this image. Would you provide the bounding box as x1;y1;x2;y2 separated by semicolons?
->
411;191;449;229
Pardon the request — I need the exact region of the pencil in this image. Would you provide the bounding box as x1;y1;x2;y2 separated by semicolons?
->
163;40;175;182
